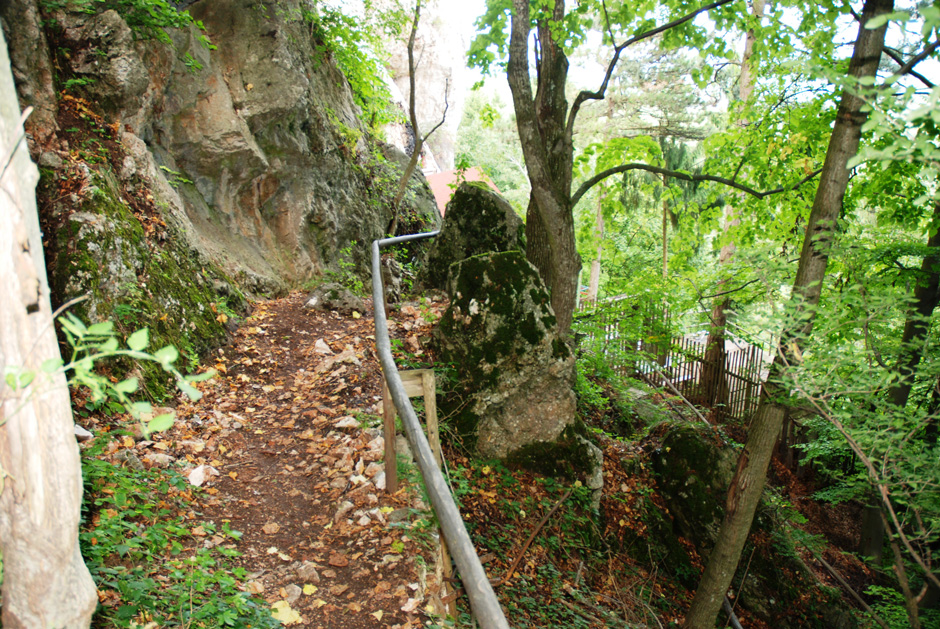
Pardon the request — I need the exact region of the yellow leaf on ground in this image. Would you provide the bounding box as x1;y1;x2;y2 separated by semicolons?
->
372;610;383;621
270;600;301;625
303;584;318;595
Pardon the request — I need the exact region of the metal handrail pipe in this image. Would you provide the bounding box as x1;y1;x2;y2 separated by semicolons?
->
371;232;510;629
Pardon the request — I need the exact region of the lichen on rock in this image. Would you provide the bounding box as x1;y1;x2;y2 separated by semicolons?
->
435;250;577;461
421;182;525;291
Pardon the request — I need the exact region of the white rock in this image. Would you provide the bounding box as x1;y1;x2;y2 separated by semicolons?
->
334;416;359;430
314;339;333;355
74;425;94;442
374;470;386;491
285;583;302;605
187;464;219;487
296;561;320;583
334;500;355;522
364;462;383;478
143;452;176;468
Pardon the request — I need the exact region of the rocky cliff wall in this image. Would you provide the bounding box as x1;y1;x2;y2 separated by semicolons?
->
385;0;469;171
2;0;439;298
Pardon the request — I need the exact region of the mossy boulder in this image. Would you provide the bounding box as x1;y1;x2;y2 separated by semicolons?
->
649;422;857;628
303;282;364;315
421;183;525;290
435;250;576;460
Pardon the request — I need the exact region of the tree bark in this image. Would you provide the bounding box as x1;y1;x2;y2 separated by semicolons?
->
508;0;581;333
888;200;940;408
0;29;97;628
684;1;892;625
699;0;764;416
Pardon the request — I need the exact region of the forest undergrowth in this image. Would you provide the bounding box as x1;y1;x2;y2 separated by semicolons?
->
68;285;907;628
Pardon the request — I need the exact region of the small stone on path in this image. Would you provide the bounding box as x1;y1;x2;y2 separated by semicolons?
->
284;584;302;605
296;561;320;583
334;415;359;430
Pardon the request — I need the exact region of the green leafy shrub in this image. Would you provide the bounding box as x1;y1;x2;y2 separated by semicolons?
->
306;2;406;133
81;442;277;627
40;0;211;46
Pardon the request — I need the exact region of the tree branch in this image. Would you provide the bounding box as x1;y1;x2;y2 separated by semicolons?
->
565;0;738;137
883;46;934;87
571;162;822;207
888;39;940;85
422;77;450;141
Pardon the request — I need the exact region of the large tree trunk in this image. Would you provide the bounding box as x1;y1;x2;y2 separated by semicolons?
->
683;1;892;625
0;30;97;628
509;0;581;333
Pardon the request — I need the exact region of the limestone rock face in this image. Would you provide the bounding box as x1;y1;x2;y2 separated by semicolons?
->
385;0;469;170
422;183;524;290
3;0;439;297
436;251;575;459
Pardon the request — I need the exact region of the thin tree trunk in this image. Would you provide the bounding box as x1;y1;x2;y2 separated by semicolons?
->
889;200;940;407
684;1;892;625
699;0;764;416
662;173;669;279
0;30;97;627
389;0;423;236
586;192;604;303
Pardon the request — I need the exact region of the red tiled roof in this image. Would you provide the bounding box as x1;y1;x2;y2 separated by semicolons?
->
425;168;501;216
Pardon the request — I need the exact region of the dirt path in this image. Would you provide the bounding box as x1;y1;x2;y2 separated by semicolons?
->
164;292;443;628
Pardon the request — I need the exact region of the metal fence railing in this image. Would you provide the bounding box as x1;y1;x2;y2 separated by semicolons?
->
370;232;510;629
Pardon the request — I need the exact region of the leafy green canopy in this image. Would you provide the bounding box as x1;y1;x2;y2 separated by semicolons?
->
308;1;409;132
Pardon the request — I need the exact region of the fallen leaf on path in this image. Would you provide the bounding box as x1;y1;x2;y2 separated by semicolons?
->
303;584;317;595
270;600;301;625
372;610;384;621
328;553;349;567
262;522;280;535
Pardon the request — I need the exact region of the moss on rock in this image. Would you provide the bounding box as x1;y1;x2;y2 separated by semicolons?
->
421;183;525;290
43;169;246;398
435;250;578;461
